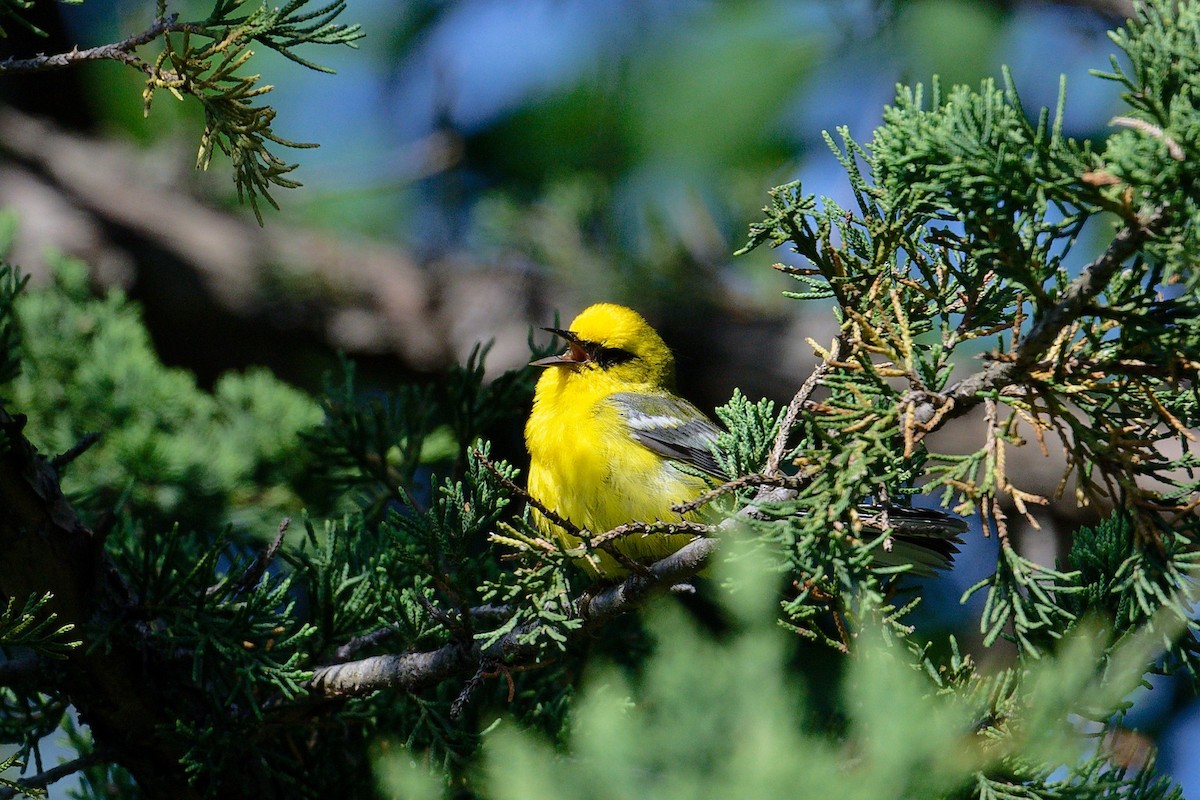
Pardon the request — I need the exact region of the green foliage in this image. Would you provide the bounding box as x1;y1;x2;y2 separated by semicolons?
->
712;389;780;479
1096;1;1200;283
304;342;540;517
735;0;1200;682
1;2;1199;798
968;542;1079;656
5;252;322;531
0;594;78;798
0;1;361;221
0;254;568;794
1063;515;1200;678
149;0;363;222
384;558;1185;800
0;593;79;658
304;357;437;512
871;72;1102;286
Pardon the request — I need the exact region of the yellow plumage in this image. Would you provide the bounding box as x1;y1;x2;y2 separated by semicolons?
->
524;304;718;577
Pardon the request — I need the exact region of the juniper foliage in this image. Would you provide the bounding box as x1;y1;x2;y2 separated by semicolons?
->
0;2;1197;799
0;0;362;222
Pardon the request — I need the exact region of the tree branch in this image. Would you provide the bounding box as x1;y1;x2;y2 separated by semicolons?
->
909;206;1168;430
0;753;106;799
309;473;977;700
216;516;290;598
0;404;201;799
307;536;721;698
0;15;196;75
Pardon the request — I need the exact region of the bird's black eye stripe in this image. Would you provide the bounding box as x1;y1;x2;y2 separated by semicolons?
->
591;345;636;368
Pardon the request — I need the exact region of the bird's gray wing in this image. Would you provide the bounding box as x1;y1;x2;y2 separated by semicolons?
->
607;392;725;478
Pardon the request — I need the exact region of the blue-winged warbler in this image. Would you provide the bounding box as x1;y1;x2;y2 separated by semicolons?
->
525;303;718;577
524;303;962;578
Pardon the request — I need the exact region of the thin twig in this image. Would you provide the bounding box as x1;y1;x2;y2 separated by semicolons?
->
416;594;466;636
1111;116;1186;161
216;517;290;598
331;606;511;664
471;449;581;536
471;448;651;574
588;519;713;548
672;472;810;516
766;334;846;476
449;660;493;721
333;625;402;663
50;432;101;471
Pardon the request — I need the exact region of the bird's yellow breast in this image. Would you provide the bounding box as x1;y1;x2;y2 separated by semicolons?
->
525;366;707;576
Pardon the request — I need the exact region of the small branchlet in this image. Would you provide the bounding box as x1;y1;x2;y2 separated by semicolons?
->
0;2;363;222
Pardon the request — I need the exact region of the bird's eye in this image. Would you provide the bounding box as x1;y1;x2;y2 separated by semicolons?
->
593;346;636;368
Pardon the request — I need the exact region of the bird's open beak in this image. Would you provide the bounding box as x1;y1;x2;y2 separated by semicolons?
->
530;327;590;367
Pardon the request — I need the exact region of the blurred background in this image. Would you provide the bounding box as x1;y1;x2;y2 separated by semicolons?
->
6;0;1199;793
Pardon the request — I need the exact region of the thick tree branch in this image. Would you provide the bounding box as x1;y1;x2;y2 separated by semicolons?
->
308;471;979;699
0;405;200;799
0;107;448;373
307;536;721;698
909;206;1168;430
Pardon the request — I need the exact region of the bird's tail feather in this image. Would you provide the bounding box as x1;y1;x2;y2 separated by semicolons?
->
858;505;967;577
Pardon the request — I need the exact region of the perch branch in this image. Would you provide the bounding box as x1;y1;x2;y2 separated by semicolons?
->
307;536;721;698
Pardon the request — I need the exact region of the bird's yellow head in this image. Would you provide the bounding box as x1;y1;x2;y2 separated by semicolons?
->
532;303;676;390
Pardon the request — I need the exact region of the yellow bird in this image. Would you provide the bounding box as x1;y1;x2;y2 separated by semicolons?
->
524;303;963;579
525;303;718;577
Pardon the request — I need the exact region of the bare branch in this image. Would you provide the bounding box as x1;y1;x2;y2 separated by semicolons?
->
307;535;722;699
0;15;197;75
306;640;476;697
766;334;845;476
333;626;402;663
587;519;712;548
50;432;101;472
215;517;291;598
330;605;513;664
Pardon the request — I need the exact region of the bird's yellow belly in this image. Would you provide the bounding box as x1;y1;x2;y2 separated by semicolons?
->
526;397;709;577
